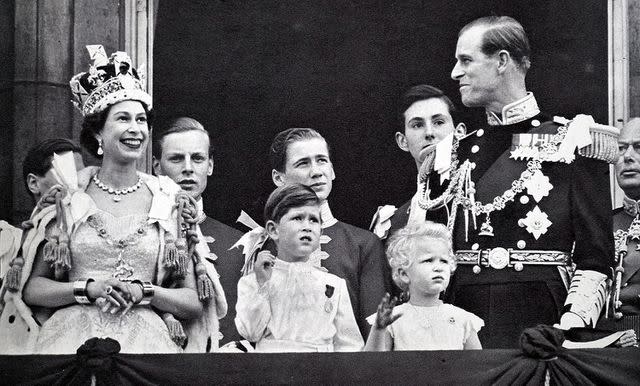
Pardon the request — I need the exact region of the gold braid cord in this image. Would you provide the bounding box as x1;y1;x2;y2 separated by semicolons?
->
162;192;208;347
175;193;215;301
39;185;71;280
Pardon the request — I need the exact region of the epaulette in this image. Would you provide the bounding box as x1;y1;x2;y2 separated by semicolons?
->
556;115;619;164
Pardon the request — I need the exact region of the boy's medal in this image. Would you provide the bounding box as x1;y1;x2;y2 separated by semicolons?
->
324;284;335;313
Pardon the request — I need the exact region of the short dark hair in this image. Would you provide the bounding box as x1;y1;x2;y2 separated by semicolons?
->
80;103;155;158
398;84;456;130
22;138;81;197
152;117;214;159
264;183;321;225
269;128;330;172
460;16;531;73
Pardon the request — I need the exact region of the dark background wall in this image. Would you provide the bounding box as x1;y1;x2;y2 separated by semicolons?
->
0;0;15;223
153;0;608;230
1;0;121;224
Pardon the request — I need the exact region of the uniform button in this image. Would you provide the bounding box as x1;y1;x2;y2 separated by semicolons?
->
531;119;540;127
470;162;477;170
520;195;530;205
517;240;526;249
514;262;524;271
471;145;480;153
518;219;526;227
476;129;484;137
472;265;481;274
471;243;479;250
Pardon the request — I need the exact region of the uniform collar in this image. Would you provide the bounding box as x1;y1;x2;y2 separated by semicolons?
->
623;195;640;218
321;201;338;229
486;92;540;126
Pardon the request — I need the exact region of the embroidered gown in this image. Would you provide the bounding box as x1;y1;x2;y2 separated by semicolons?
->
35;210;180;354
235;259;364;352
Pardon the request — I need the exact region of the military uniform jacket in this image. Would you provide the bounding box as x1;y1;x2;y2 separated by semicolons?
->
612;207;640;315
200;216;245;344
448;110;614;348
452;112;613;274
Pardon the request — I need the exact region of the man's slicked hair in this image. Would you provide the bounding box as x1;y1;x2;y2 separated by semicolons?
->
398;84;456;130
153;117;214;159
269;128;330;172
460;16;531;73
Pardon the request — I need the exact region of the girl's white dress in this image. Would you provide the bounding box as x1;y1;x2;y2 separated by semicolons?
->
235;259;364;352
368;301;484;350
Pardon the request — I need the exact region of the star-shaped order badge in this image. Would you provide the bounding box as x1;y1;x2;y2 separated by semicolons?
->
524;170;553;203
520;205;552;239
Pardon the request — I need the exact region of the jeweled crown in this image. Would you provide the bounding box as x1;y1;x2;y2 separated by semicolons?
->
69;45;152;116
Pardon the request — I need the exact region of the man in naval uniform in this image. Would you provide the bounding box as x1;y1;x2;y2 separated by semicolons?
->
371;84;465;241
239;128;390;338
605;117;640;336
153;117;244;347
448;16;614;348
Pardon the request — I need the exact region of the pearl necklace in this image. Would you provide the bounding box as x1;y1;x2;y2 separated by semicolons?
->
92;173;142;202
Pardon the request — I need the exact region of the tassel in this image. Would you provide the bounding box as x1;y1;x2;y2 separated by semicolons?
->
163;231;178;268
53;233;72;280
43;227;72;279
195;262;214;301
162;313;187;348
5;256;25;291
174;237;188;278
42;228;60;264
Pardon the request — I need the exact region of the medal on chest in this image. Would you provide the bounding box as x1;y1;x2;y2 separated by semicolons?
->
324;284;335;313
455;128;564;241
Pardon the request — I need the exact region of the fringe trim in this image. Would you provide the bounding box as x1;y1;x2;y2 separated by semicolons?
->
5;256;24;291
578;130;618;163
195;260;214;301
162;313;187;348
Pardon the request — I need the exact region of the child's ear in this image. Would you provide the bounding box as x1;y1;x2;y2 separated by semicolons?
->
265;220;279;241
398;267;411;288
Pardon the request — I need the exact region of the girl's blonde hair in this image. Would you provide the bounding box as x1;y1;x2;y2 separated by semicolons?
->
386;221;456;292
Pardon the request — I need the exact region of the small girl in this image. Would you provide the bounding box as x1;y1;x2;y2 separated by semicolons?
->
365;221;483;351
235;183;364;352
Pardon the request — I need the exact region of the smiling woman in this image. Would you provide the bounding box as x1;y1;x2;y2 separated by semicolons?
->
0;45;221;355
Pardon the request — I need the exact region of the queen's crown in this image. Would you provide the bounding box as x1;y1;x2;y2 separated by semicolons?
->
69;45;151;116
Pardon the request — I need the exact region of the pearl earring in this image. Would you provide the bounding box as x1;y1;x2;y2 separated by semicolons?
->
97;139;103;155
